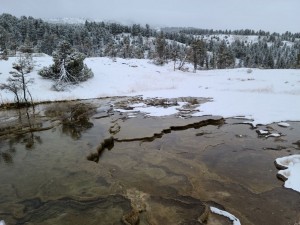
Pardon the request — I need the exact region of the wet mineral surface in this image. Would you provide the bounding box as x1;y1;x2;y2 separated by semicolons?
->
0;97;299;225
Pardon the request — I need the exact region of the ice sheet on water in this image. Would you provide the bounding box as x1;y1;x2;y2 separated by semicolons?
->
276;155;300;193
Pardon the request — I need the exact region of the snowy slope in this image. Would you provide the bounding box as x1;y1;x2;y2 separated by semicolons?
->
1;56;300;126
195;34;295;47
200;34;261;44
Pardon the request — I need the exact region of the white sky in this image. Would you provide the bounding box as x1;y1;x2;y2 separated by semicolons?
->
0;0;299;33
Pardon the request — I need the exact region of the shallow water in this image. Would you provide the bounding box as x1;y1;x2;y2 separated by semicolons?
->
0;99;300;225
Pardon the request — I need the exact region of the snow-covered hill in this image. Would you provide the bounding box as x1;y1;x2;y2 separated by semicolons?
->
45;17;89;24
199;34;261;44
194;34;296;47
1;56;300;126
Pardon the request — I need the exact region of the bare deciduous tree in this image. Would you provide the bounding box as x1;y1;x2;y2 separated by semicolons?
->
0;54;34;107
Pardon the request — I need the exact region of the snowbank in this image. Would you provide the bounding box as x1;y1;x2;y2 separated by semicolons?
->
1;56;300;125
278;122;290;127
275;155;300;193
210;207;241;225
116;102;186;117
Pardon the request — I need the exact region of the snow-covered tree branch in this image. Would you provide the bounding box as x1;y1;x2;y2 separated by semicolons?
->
38;40;93;91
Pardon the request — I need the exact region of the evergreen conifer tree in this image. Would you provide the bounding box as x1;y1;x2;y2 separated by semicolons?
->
154;31;166;65
217;41;235;69
39;40;93;91
190;39;206;72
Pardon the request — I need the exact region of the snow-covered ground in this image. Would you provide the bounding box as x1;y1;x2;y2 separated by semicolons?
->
1;56;300;127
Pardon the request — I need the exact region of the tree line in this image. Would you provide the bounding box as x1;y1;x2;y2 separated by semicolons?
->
0;13;300;70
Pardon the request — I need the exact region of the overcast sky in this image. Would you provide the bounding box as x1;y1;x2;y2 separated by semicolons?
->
0;0;299;33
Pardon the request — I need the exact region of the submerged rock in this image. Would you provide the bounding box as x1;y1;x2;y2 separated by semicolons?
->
122;209;140;225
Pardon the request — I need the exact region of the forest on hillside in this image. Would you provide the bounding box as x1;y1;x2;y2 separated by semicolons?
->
0;13;300;70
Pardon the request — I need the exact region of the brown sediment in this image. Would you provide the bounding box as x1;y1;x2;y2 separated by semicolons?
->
14;195;131;225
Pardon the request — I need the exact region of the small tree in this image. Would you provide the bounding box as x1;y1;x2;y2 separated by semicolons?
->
39;40;93;91
190;39;207;72
0;49;8;60
0;78;22;105
19;36;34;54
217;41;235;69
297;53;300;68
0;54;34;106
154;31;166;65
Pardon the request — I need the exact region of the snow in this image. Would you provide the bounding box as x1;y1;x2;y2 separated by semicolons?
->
258;130;269;135
1;56;300;126
278;122;290;127
266;133;281;138
135;102;185;117
116;102;186;117
210;207;241;225
275;155;300;192
257;130;282;138
133;104;181;117
130;103;146;108
0;220;5;225
205;34;260;45
45;17;91;24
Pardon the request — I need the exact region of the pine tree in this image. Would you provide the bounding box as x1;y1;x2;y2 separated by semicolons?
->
297;53;300;68
1;13;299;70
210;50;217;69
121;36;131;58
131;24;141;36
39;40;93;91
217;41;235;69
19;35;34;53
154;31;166;65
145;24;151;38
190;39;207;72
0;48;8;60
264;52;274;69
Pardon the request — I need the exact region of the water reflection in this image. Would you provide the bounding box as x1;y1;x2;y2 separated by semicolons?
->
0;147;15;164
0;106;43;163
23;107;43;149
45;103;95;140
0;102;96;164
